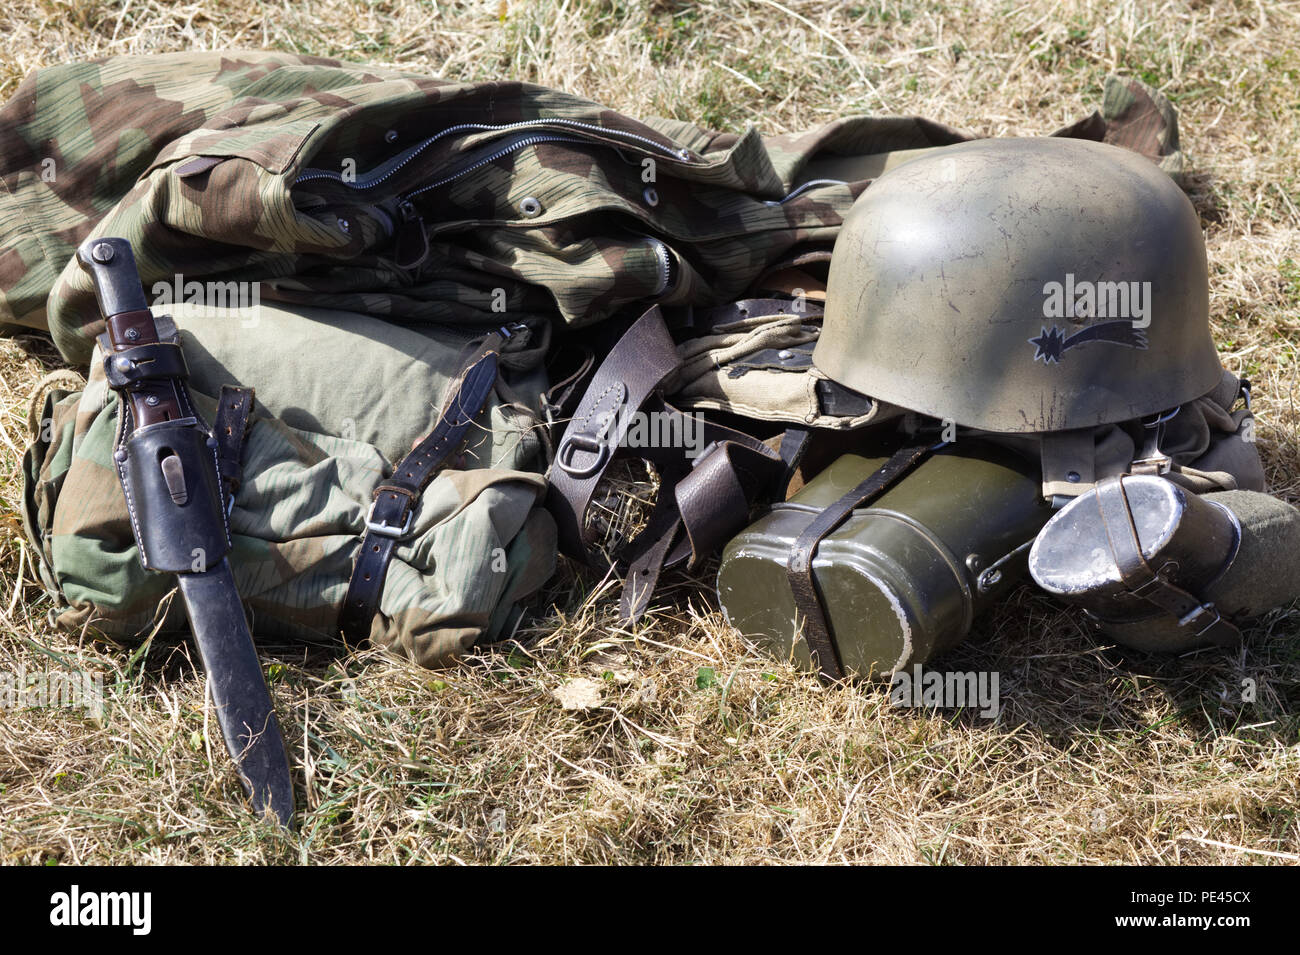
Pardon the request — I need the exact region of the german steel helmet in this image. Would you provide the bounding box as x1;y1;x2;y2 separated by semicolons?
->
815;137;1223;433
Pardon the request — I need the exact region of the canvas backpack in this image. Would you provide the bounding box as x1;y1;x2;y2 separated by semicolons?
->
23;299;556;667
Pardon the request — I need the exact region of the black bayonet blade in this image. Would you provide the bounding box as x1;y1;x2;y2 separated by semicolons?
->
177;560;295;828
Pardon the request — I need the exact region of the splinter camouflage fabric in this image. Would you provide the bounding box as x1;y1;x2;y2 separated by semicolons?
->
0;51;1183;364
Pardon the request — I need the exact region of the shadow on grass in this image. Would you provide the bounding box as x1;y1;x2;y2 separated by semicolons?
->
638;563;1300;748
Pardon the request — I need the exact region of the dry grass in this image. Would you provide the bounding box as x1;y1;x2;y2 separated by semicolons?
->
1;0;1299;864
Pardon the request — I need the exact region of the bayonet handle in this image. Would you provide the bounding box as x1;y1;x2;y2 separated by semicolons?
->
77;237;183;425
76;237;150;319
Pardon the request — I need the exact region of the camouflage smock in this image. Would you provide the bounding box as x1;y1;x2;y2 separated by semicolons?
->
0;51;1183;365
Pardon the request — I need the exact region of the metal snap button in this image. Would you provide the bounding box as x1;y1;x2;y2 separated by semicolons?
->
642;186;659;207
519;197;543;218
384;129;398;143
1066;470;1081;483
337;217;352;234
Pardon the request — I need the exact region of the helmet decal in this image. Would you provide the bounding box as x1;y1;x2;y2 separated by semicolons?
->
1029;321;1149;364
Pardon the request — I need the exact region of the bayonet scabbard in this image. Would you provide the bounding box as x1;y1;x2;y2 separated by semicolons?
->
77;238;295;828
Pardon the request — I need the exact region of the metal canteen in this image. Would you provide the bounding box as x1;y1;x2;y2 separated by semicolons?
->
717;441;1052;678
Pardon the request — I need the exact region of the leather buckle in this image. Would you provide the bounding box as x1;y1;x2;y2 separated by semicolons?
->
556;431;610;478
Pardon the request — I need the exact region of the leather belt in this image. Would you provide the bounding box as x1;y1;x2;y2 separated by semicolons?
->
547;305;682;564
338;349;501;643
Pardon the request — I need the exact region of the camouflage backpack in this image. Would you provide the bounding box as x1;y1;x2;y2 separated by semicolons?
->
23;298;556;667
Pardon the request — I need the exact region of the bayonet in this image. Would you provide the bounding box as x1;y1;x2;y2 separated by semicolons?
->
77;237;295;828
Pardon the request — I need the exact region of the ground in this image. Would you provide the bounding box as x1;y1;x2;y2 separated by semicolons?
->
0;0;1297;865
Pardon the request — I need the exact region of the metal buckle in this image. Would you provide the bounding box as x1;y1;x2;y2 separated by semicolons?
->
365;498;414;539
555;431;610;478
1179;602;1223;636
1132;407;1179;475
1130;561;1180;598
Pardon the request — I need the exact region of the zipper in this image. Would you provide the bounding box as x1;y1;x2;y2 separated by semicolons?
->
384;198;671;299
390;199;428;270
373;135;583;268
294;118;696;190
302;119;695;286
402;133;588;200
344;134;683;274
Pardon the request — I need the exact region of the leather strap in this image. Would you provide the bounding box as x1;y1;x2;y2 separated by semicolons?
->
778;427;812;491
1094;477;1240;646
786;443;933;681
338;351;500;644
548;300;824;622
617;411;787;620
104;340;189;389
213;385;256;507
540;344;596;426
547;305;681;564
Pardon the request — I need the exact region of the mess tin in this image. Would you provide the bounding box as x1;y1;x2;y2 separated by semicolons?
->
1030;474;1300;652
718;442;1052;678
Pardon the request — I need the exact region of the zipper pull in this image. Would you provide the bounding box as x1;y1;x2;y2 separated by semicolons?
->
393;199;429;270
